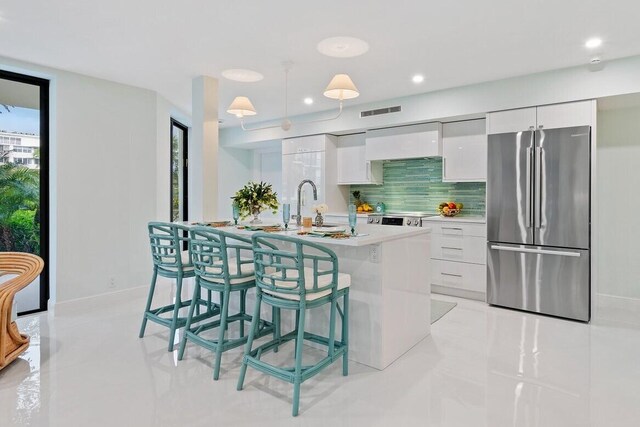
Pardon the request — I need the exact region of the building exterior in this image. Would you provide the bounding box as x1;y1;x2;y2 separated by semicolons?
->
0;130;40;169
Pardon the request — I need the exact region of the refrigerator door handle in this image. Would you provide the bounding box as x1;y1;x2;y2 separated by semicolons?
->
490;244;581;258
526;147;533;228
534;146;542;229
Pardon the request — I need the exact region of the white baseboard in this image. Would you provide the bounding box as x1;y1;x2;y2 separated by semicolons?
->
593;293;640;326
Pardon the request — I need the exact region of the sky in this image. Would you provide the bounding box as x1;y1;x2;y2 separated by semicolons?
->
0;106;40;135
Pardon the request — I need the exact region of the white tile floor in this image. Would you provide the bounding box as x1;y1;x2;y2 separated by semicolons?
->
2;291;640;426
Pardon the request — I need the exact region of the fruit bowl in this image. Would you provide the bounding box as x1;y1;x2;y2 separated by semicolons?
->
437;202;463;217
439;208;461;217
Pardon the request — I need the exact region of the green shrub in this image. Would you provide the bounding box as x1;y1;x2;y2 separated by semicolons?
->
0;209;40;253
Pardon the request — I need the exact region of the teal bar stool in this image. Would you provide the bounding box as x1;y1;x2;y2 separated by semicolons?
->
178;227;277;380
237;233;350;417
139;222;217;351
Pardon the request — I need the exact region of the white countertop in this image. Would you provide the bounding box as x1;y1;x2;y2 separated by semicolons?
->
185;223;430;247
422;215;486;224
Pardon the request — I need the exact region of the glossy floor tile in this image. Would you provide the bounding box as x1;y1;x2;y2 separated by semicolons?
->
1;291;640;426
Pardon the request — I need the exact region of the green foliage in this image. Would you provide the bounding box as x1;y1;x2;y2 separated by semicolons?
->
231;181;279;219
3;209;39;253
0;163;40;253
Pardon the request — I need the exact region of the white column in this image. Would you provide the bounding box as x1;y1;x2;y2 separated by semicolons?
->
190;76;219;221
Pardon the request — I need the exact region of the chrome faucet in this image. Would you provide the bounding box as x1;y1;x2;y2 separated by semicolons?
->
295;179;317;226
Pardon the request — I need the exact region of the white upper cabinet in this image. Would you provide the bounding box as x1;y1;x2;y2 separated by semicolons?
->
536;100;594;130
442;119;487;182
486;107;536;134
336;133;383;185
281;134;349;218
365;122;442;161
486;100;595;134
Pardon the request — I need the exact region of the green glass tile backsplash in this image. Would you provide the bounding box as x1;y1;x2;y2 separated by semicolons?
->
350;158;486;215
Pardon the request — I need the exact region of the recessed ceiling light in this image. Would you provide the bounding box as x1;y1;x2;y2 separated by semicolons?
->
221;69;264;83
412;74;425;84
585;38;602;49
303;97;314;105
317;36;369;58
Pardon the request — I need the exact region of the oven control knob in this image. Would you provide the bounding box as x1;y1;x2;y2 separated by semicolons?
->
368;217;373;224
413;220;420;226
406;219;411;226
375;218;381;224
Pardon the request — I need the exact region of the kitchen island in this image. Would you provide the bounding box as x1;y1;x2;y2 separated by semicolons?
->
191;223;431;370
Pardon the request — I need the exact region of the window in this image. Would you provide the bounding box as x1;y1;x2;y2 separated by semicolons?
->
170;119;188;222
0;69;50;315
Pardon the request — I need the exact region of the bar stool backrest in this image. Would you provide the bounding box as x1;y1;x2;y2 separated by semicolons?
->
148;222;190;274
251;233;339;300
189;227;255;284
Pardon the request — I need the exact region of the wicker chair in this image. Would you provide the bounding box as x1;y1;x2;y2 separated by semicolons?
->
0;252;44;371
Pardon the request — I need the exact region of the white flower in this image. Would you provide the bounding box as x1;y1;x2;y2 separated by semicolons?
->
313;203;329;214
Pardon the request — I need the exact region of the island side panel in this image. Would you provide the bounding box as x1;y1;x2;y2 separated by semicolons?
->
306;243;384;369
379;232;431;368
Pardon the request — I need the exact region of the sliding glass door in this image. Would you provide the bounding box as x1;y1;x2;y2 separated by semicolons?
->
0;70;49;314
170;119;188;222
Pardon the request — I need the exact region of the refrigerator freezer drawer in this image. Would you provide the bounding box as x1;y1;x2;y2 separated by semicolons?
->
487;243;590;321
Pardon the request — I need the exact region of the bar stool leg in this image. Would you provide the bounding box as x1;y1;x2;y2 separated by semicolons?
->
343;290;349;376
239;289;246;337
213;289;231;380
178;280;200;360
167;273;183;351
237;292;262;391
292;306;306;417
139;268;158;338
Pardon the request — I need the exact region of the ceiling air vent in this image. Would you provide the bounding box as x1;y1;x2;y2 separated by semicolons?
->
360;105;401;118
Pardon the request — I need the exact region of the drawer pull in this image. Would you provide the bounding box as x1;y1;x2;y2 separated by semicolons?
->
441;246;463;251
441;272;463;278
442;227;463;231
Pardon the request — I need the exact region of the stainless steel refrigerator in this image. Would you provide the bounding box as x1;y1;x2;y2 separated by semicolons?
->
486;126;591;321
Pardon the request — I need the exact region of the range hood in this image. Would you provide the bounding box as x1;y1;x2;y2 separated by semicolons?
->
365;122;442;161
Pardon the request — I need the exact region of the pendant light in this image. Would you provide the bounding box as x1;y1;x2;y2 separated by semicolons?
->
227;66;360;131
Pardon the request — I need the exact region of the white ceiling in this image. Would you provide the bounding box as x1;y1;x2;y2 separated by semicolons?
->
1;1;640;127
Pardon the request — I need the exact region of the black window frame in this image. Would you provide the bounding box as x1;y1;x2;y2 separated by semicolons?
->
170;118;188;223
1;69;50;315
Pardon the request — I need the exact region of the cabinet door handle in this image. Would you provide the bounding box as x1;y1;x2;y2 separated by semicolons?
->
443;157;447;179
441;272;463;278
366;161;371;180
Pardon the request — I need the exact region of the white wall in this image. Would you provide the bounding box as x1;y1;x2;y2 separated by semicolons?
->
216;146;254;219
596;105;640;323
1;55;189;305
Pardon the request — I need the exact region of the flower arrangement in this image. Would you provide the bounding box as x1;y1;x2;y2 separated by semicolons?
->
231;181;279;224
313;203;329;214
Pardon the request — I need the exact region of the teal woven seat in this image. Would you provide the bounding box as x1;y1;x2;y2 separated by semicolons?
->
237;233;350;416
139;222;217;351
178;227;277;380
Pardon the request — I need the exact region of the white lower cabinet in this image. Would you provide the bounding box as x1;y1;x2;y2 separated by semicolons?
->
425;219;487;301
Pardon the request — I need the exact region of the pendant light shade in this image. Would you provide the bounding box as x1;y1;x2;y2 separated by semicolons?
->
227;96;257;117
323;74;359;100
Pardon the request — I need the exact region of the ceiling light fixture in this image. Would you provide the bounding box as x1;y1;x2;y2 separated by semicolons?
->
585;37;602;49
317;36;370;58
221;69;264;82
303;97;314;105
412;74;425;84
227;63;359;132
